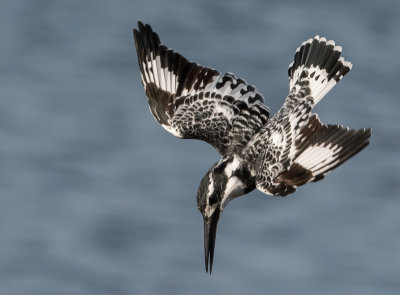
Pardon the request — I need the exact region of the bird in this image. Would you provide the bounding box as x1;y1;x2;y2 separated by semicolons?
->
133;21;371;274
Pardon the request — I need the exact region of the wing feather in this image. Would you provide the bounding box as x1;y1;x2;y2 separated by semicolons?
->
134;22;270;155
254;113;370;196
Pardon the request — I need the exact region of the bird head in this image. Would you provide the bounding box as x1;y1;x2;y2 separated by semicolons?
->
197;156;251;273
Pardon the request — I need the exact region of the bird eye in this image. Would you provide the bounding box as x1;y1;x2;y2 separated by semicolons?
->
213;161;227;173
209;193;218;205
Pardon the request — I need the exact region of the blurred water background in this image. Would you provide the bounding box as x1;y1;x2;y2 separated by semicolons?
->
1;0;400;294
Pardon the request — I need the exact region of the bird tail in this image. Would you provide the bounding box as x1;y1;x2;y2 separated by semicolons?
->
277;115;371;186
287;36;352;105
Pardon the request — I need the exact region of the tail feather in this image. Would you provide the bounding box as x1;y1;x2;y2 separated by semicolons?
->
288;36;352;105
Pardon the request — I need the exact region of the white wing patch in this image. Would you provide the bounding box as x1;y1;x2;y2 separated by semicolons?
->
142;60;178;93
295;144;341;172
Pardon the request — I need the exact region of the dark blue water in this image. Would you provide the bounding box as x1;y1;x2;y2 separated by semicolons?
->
1;0;399;294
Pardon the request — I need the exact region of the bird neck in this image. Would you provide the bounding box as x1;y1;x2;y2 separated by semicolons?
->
220;156;256;209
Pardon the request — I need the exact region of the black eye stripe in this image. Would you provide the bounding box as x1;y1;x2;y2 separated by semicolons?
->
213;162;226;173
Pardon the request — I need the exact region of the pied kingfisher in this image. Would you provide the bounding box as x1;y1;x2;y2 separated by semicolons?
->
133;22;371;273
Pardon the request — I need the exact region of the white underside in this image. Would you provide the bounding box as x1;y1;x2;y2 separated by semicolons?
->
220;176;245;209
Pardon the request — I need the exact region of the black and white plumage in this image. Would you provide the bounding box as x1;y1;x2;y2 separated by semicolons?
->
134;22;269;156
133;22;371;273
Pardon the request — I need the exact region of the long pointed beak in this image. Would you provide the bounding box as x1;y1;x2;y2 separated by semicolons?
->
204;209;220;274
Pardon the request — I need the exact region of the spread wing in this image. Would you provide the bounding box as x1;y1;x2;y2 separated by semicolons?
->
254;113;371;196
133;22;270;156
